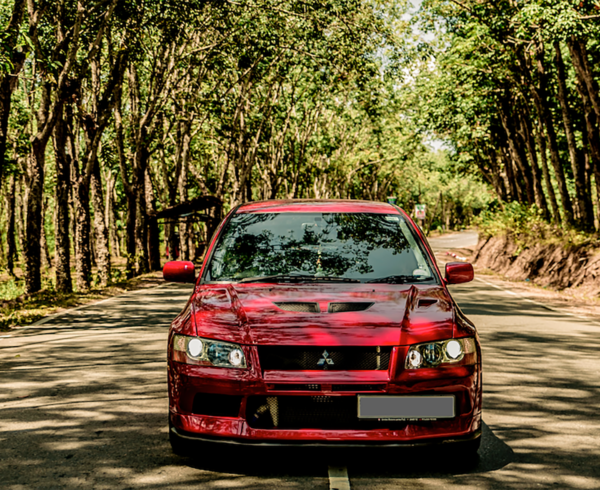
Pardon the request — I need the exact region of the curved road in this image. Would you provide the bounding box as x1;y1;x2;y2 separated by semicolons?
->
1;231;599;489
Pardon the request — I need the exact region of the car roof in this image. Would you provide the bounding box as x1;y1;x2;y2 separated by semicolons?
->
236;199;402;214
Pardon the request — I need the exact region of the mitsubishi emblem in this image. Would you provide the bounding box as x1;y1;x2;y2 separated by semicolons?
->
317;350;334;367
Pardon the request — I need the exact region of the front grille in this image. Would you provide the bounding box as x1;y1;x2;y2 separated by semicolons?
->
328;302;373;313
274;302;320;313
247;395;357;429
246;395;407;430
258;346;391;371
192;393;242;417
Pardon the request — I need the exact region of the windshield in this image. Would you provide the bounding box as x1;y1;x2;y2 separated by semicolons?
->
204;212;437;284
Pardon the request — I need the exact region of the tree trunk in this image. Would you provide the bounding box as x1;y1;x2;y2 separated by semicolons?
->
574;74;600;228
521;43;575;225
533;120;560;224
24;139;46;293
499;98;534;204
91;158;111;286
145;169;161;271
40;196;52;269
0;0;26;184
105;170;120;258
568;38;600;123
5;174;16;277
125;194;136;278
554;41;594;230
178;127;191;261
73;177;92;292
517;107;549;217
133;151;149;275
53;114;73;292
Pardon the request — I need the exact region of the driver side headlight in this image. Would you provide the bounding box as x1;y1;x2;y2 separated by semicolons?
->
171;334;247;368
405;337;477;369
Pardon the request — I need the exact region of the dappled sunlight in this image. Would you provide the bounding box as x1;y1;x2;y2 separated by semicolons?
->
2;280;600;488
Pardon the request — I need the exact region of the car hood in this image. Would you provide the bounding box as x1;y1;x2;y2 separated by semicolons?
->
191;283;455;346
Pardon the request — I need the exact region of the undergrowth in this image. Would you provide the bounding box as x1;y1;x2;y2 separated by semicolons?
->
475;202;597;250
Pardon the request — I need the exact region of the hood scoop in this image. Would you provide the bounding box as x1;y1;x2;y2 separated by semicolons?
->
417;298;438;308
274;302;320;313
328;302;374;313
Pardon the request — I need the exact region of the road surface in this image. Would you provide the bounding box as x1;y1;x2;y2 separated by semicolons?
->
1;231;599;489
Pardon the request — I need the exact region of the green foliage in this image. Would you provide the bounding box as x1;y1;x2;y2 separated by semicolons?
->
476;202;593;248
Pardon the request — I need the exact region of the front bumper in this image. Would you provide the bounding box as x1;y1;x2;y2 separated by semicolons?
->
170;424;482;448
168;359;482;445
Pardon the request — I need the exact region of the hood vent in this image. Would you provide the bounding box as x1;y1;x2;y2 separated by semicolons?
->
417;299;438;308
274;302;320;313
328;302;374;313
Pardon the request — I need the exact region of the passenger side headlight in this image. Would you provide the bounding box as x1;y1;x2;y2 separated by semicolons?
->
171;334;247;368
405;338;477;369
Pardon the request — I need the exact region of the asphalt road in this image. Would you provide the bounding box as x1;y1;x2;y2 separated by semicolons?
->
1;230;599;489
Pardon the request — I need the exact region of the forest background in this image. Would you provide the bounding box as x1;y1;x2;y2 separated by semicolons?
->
0;0;599;325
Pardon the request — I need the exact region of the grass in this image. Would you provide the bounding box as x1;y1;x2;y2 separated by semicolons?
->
0;269;164;332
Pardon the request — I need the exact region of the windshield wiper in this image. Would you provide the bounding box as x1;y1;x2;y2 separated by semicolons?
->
238;274;361;284
366;275;433;284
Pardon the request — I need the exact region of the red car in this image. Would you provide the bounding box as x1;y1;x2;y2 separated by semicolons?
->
164;200;481;456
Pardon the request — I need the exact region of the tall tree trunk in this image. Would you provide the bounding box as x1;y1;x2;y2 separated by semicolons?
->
73;177;92;292
5;174;16;277
554;41;594;230
574;74;600;228
568;38;600;123
40;196;52;269
533;120;560;224
24;138;47;293
133;147;149;275
499;97;534;204
517;107;549;218
0;0;26;184
178;126;191;261
519;43;575;225
105;170;120;258
53;115;73;292
91;158;111;286
145;169;161;271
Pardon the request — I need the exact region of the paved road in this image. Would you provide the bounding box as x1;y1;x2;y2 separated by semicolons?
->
1;233;599;489
427;230;479;252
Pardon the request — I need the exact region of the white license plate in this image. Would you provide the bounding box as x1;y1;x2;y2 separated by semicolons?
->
358;395;455;420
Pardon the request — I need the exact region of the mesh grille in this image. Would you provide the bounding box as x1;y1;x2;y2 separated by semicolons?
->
247;396;357;429
246;395;414;430
258;346;391;371
328;302;374;313
274;302;320;313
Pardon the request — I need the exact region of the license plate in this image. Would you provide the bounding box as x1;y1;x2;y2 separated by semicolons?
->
357;395;455;420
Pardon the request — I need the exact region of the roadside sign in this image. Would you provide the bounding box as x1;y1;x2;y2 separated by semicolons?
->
415;204;426;220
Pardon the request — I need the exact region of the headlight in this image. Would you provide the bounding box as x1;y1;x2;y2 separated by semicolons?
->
171;334;247;368
405;337;477;369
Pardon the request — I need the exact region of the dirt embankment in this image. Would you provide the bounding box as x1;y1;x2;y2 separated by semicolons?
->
473;235;600;295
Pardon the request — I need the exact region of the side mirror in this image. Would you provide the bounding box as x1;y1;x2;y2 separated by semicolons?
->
445;262;474;285
163;261;196;283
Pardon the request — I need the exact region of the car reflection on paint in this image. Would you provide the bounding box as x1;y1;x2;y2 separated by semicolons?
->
164;199;481;458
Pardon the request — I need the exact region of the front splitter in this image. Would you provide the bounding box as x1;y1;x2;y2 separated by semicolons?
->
170;425;481;448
